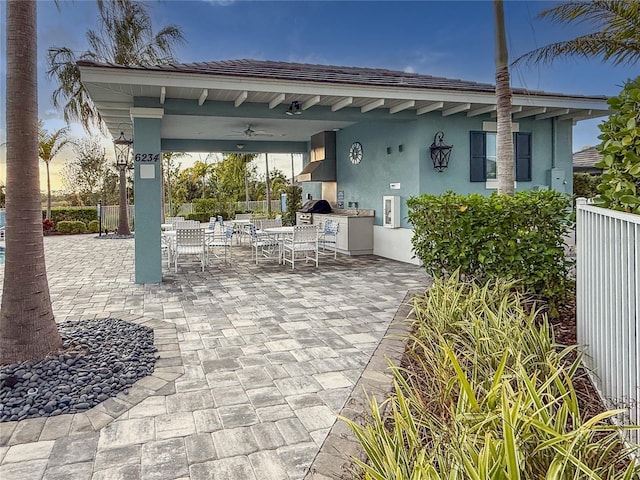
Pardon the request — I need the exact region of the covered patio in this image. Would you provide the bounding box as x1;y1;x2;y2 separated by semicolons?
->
0;234;428;479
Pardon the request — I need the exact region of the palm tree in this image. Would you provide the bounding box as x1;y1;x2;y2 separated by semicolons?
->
48;0;185;235
1;0;62;364
47;0;185;131
513;1;640;67
494;0;515;195
38;121;71;219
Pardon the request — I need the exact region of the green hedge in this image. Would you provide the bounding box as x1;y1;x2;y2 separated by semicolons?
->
192;199;237;219
56;220;88;234
185;213;210;223
407;190;574;308
573;172;601;198
45;208;97;225
87;220;100;233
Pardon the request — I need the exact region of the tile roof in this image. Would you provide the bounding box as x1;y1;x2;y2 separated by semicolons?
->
573;147;603;169
77;58;607;100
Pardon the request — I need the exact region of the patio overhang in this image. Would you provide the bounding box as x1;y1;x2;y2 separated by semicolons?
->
78;59;611;150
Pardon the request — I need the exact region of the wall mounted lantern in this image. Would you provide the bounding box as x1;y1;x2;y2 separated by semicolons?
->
429;131;453;172
285;101;302;116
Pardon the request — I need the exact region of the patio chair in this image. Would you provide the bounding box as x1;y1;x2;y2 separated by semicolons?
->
235;213;252;220
318;219;339;259
207;224;234;264
173;226;206;272
282;225;319;269
260;218;283;231
247;223;279;264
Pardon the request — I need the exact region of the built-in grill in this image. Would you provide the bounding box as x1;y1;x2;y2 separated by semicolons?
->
297;199;332;225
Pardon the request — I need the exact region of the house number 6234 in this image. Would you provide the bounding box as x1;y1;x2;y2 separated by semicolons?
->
134;153;160;162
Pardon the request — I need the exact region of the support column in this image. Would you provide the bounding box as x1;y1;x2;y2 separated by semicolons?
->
131;107;164;284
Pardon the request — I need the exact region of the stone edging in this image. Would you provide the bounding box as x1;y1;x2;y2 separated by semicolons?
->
0;314;183;447
305;287;425;480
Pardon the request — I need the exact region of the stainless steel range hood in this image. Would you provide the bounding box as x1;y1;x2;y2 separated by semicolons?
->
297;131;336;182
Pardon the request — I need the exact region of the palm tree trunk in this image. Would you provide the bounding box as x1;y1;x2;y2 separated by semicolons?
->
1;0;61;364
118;166;131;235
494;0;514;195
46;159;52;219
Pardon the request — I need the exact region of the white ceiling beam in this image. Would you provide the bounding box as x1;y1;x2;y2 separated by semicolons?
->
389;100;415;114
331;96;353;112
361;98;385;113
234;90;248;107
94;102;132;111
535;108;570;120
513;107;546;119
198;89;208;106
442;103;471;116
558;109;592;121
159;86;166;105
416;101;444;115
467;105;496;117
269;93;286;109
302;95;320;110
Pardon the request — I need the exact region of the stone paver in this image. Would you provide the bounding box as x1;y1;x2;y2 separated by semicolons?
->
0;234;428;479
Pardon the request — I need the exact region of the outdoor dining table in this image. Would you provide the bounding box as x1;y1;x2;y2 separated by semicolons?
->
263;226;294;263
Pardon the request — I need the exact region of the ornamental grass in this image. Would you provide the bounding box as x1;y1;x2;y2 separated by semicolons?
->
343;274;639;479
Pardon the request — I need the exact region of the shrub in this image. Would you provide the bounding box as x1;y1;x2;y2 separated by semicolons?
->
87;220;99;233
56;220;87;234
407;190;574;307
573;172;601;198
42;218;55;233
185;213;210;223
596;76;640;214
45;207;97;225
344;276;639;479
283;185;302;226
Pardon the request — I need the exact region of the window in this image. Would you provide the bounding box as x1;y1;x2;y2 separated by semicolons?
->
470;131;531;183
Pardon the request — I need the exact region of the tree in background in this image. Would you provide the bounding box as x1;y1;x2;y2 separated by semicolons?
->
1;0;62;363
62;138;117;206
38;120;72;219
595;77;640;213
513;1;640;67
212;153;258;203
162;152;187;216
47;0;185;131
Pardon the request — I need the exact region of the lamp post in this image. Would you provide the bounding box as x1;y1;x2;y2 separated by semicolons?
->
113;131;133;236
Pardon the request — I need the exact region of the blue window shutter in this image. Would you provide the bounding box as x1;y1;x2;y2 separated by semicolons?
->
515;132;532;182
470;131;486;182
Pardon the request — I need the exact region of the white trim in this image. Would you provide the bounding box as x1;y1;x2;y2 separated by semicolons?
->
268;93;286;109
198;89;208;106
302;95;320;110
416;101;444;115
361;99;385;113
331;96;353;112
234;90;248;107
78;66;610;113
95;102;131;111
389;100;415;114
129;107;164;119
535;108;570;120
558;109;592;121
467;105;496;117
485;179;517;190
513;107;546;119
442;103;471;116
159;86;166;105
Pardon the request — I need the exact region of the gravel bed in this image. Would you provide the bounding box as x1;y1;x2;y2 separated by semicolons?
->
0;318;156;422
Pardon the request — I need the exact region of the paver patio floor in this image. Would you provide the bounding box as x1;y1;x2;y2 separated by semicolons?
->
0;234;428;479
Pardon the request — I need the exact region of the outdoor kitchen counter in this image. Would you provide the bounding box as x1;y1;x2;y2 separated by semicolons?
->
312;212;374;255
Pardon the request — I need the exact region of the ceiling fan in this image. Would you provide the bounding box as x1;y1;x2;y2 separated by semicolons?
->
227;124;274;138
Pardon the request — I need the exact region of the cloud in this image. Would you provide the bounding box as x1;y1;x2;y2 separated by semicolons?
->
404;66;415;74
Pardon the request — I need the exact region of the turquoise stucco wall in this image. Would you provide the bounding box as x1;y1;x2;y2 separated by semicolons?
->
133;116;163;284
333;113;574;228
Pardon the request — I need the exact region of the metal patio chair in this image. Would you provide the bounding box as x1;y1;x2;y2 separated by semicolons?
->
318;219;339;259
173;225;206;272
282;224;319;269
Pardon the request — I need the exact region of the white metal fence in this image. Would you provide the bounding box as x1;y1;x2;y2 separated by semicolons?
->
576;199;639;445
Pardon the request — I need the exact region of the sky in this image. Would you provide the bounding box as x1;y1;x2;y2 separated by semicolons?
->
1;0;638;192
